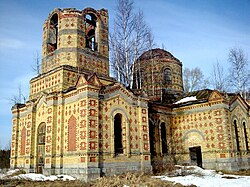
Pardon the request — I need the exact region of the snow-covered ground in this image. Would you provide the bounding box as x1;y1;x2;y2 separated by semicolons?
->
155;166;250;187
1;166;250;187
0;169;75;181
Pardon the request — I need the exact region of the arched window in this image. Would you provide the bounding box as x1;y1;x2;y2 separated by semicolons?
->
243;122;249;151
37;123;46;173
85;13;97;51
234;120;240;151
114;113;123;154
161;123;167;154
163;68;171;84
48;14;58;53
68;115;77;151
38;123;46;145
20;127;26;155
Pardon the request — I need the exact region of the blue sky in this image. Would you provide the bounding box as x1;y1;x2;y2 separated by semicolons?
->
0;0;249;148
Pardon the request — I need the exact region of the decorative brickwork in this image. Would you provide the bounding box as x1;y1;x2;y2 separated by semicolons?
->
68;115;77;151
20;127;26;155
10;6;249;182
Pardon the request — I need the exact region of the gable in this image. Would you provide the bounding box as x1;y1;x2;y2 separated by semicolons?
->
230;95;249;113
208;90;223;102
87;73;103;87
76;75;87;88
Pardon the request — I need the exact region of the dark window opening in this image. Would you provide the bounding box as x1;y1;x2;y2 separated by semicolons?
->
163;68;171;84
48;14;58;53
114;113;123;154
149;121;155;156
234;120;240;151
243;122;249;151
161;123;168;154
85;13;97;51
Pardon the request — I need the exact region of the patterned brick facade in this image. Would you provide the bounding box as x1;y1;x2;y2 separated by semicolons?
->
11;7;249;181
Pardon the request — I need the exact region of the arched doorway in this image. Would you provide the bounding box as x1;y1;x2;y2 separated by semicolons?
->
37;123;46;173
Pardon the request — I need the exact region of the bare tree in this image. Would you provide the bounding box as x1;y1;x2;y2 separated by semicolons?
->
228;47;249;96
31;51;41;75
110;0;154;88
183;67;208;93
211;60;228;92
10;83;26;105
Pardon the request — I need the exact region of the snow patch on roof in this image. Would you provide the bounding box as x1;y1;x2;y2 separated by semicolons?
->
174;96;197;104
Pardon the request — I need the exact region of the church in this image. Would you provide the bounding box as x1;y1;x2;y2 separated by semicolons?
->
10;7;250;181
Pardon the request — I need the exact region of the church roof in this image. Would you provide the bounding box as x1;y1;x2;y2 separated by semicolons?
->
174;89;214;107
137;48;181;63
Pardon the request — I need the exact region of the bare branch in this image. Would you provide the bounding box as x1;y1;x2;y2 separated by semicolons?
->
183;67;208;93
110;0;155;88
228;47;249;95
211;60;229;92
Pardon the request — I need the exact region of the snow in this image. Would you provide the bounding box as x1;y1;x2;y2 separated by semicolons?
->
155;166;250;187
0;169;75;181
11;173;75;181
174;96;197;104
1;166;250;186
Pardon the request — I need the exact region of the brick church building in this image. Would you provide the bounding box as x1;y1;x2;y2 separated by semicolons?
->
10;7;250;181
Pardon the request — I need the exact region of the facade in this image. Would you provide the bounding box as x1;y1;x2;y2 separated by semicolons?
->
10;7;250;181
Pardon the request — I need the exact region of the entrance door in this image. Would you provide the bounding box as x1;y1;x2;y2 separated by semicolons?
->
189;146;202;167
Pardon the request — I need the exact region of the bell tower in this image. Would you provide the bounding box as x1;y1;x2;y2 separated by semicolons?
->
30;8;109;100
41;8;109;76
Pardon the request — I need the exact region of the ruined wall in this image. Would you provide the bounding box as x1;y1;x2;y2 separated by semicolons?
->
41;8;109;76
133;49;183;101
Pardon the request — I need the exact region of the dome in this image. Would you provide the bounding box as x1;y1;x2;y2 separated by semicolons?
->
137;48;181;64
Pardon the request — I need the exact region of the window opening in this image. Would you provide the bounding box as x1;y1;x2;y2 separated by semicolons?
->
234;120;240;151
48;14;58;53
85;13;97;51
163;68;171;84
114;113;123;154
37;123;46;173
243;122;249;151
38;124;46;145
161;123;167;154
149;121;155;156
